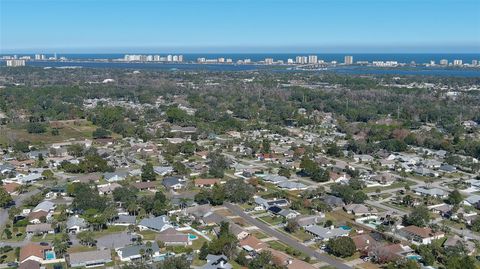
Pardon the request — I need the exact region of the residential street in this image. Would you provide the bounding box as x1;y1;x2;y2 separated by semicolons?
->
224;202;353;269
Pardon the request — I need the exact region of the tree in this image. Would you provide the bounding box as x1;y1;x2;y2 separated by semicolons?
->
278;167;291;178
386;259;420;269
402;205;430;227
224;178;255;203
26;122;46;133
141;162;156;181
67;144;85;157
447;189;463;206
326;236;356;258
0;188;12;208
77;231;96;246
208;151;228;178
92;128;111;139
261;139;271;154
199;242;209;260
285;219;299;233
470;217;480;232
52;237;69;257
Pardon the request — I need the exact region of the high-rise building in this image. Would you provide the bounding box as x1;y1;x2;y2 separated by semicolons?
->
218;57;225;63
295;56;307;64
308;55;318;64
453;59;463;66
178;55;184;62
471;60;478;66
167;55;173;62
6;59;26;67
440;59;448;65
172;55;179;62
264;58;274;65
344;55;353;65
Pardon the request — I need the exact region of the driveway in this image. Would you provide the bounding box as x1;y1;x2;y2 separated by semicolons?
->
224;203;352;269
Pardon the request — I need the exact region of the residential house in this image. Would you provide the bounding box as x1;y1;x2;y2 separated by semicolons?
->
113;215;136;226
19;243;51;263
464;195;480;207
26;224;54;235
156;228;191;246
413;187;446;198
2;182;20;195
116;242;162;262
103;171;127;182
32;201;55;213
277;181;308;191
162;176;186;190
66;215;88;234
98;183;121;195
295;215;324;228
262;174;287;184
194;178;220;188
351;233;377;255
322;195;345;209
443;235;475;255
153;166;174;176
399;225;445;245
28;211;49;224
68;249;112;268
200;254;232;269
239;236;267;253
138;215;173;232
201;212;225;226
305;226;349;241
344;204;378;216
132;181;157;191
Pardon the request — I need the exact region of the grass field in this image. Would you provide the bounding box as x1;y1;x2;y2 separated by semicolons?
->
0;122;97;146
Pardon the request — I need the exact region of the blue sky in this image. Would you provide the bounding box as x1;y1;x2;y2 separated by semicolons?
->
1;0;479;53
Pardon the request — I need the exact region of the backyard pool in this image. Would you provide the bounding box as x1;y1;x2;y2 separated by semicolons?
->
406;254;422;261
45;251;56;260
188;234;198;240
339;225;351;230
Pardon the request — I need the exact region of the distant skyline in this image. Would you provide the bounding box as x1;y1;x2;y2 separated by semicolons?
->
1;0;479;53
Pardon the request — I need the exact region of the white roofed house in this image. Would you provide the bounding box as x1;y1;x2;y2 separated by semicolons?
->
103;171;127;182
98;182;121;195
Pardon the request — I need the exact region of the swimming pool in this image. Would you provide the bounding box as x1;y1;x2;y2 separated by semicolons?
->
339;225;351;231
407;254;422;261
188;234;198;240
45;250;56;260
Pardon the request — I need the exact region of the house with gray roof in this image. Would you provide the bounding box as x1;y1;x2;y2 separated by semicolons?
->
153;166;174;176
138;215;173;232
113;215;136;226
66;215;88;233
277;181;308;190
68;249;112;268
116;242;163;262
463;195;480;207
200;254;232;269
32;201;55;213
103;171;127;182
162;176;186;190
413;187;446;198
305;226;349;241
262;174;287;184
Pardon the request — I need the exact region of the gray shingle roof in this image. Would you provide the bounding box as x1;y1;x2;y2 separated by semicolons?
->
69;249;112;267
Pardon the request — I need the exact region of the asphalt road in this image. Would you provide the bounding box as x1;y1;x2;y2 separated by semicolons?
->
224;202;352;269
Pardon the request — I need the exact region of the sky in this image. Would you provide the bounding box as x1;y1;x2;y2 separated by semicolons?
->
1;0;479;53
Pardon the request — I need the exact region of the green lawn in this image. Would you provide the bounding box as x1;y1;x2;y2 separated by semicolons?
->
258;215;283;226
